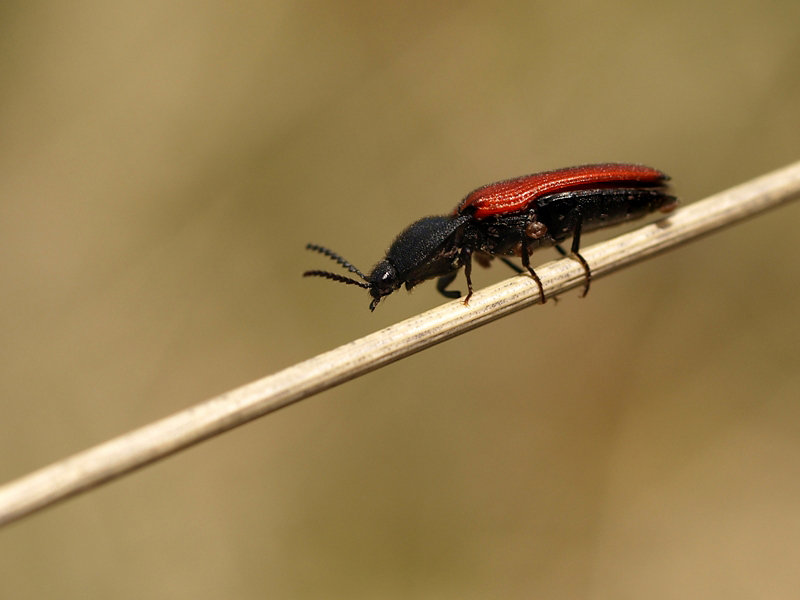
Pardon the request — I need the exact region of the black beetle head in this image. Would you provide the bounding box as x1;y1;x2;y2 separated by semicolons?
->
366;259;400;311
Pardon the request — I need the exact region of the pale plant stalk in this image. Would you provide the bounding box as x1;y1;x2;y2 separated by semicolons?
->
1;160;800;528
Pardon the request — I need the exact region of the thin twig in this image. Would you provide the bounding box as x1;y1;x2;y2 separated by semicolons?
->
2;160;800;528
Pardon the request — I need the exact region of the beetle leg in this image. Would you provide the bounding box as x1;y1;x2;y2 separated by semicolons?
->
461;247;474;304
501;255;556;304
436;271;461;299
568;211;592;297
519;239;546;304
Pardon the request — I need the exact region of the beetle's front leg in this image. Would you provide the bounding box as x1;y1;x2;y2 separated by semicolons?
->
436;271;461;299
461;247;474;304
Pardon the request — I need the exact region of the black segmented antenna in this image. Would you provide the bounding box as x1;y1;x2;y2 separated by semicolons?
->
305;244;368;280
303;244;371;289
302;269;370;289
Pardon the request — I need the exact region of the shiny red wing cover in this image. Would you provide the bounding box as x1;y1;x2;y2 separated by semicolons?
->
454;163;668;219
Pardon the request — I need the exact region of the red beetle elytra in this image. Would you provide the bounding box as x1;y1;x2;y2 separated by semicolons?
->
304;163;677;311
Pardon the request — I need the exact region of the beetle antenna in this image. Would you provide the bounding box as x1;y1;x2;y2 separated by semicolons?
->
305;244;368;280
302;270;371;289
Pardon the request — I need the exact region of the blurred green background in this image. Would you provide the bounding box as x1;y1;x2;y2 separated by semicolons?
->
1;1;800;598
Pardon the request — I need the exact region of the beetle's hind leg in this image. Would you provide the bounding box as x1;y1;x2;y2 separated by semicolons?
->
555;217;591;297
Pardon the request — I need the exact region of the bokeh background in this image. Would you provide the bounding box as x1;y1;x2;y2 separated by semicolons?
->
1;1;800;598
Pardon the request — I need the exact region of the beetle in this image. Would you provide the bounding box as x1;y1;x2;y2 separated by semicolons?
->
304;163;677;311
